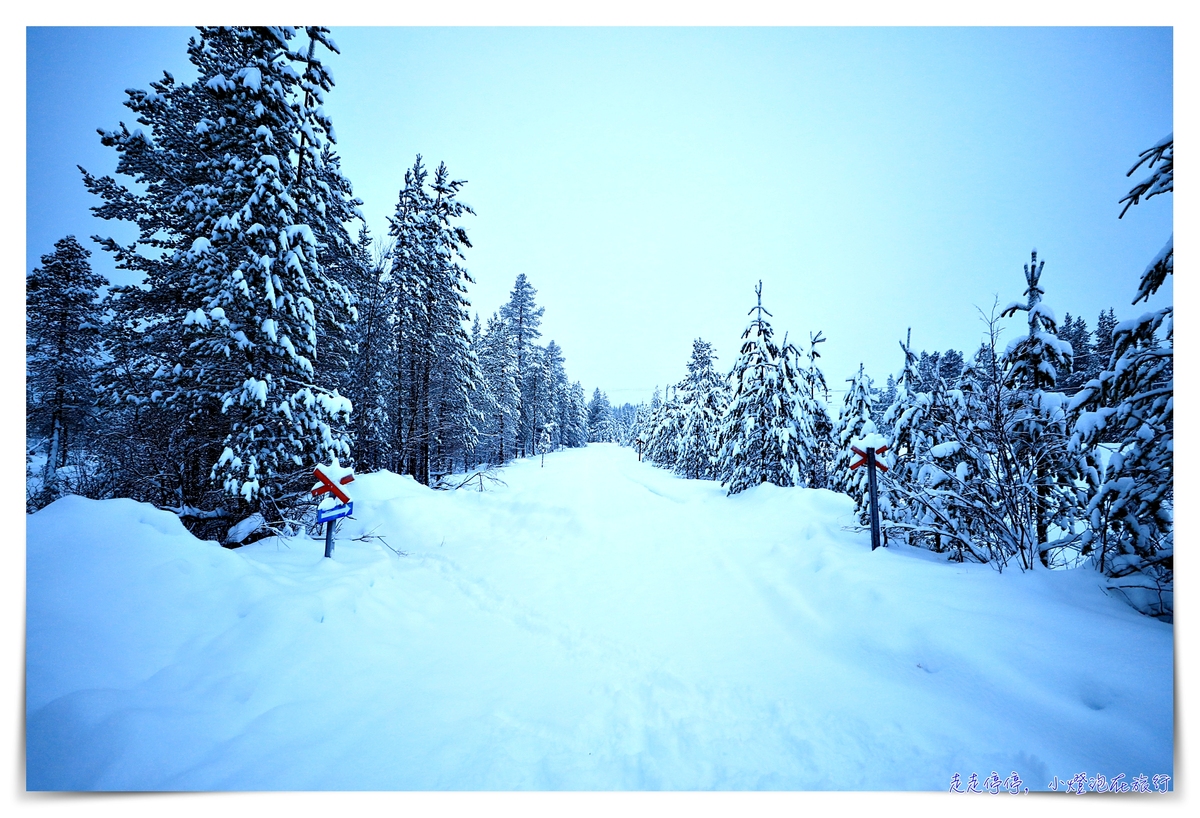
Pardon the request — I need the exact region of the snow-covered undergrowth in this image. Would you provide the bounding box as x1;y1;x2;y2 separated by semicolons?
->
26;444;1172;790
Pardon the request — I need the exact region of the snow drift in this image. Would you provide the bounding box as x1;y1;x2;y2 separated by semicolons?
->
25;444;1172;790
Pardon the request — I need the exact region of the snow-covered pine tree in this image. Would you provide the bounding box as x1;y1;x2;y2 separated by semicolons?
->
833;364;875;523
1069;135;1173;619
26;236;109;506
84;27;360;520
1000;250;1079;568
499;273;545;457
675;339;726;480
715;282;806;495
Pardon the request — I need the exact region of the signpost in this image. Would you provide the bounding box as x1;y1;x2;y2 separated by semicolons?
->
312;459;355;558
636;438;645;462
850;444;889;551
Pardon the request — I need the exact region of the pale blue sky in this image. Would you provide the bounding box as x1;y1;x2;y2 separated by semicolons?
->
27;27;1172;403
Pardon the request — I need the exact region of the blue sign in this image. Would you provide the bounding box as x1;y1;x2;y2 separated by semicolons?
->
317;500;353;524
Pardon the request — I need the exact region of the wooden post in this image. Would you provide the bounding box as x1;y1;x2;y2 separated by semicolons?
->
867;447;882;551
324;519;335;558
636;439;644;461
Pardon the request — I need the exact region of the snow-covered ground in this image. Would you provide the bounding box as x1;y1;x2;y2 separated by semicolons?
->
25;443;1172;790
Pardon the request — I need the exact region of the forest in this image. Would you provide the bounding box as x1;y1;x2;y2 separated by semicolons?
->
26;26;1173;622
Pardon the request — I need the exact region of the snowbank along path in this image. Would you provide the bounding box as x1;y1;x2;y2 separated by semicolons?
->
26;443;1173;790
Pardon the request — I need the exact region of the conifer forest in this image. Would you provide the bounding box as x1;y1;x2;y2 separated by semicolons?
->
24;26;1174;793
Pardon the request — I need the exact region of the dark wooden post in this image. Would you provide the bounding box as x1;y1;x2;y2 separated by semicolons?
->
867;446;882;551
324;520;335;558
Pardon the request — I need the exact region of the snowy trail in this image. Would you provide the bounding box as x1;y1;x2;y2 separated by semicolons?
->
26;444;1173;790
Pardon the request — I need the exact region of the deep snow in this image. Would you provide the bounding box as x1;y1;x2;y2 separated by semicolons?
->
25;443;1172;790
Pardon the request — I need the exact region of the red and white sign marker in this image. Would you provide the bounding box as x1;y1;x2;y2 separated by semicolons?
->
312;459;355;504
849;445;889;473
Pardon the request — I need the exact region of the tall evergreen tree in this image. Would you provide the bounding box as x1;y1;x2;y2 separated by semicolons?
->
499;273;545;457
26;236;109;505
1093;308;1118;377
796;331;835;489
715;282;806;495
675;339;726;480
1000;250;1078;567
565;381;590;448
938;349;965;387
833;364;876;523
388;156;478;483
83;27;361;518
1070;135;1173;619
644;385;681;469
543;341;570;450
343;226;397;471
587;388;616;443
476;312;521;464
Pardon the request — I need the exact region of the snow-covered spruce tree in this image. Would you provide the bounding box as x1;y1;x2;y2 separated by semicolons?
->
389;156;434;478
878;298;1079;570
629;402;649;452
425;162;482;479
388;157;479;483
499;273;545;457
877;329;923;542
523;346;550;450
715;282;806;495
587;388;616;443
643;385;681;469
874;374;897;435
878;337;1020;566
565;381;590;448
83;27;360;521
543;341;570;450
796;331;835;488
1069;135;1173;619
342;225;397;472
476;312;521;464
26;236;109;507
675;339;727;480
833;364;875;523
1092;308;1118;382
187;27;360;514
1000;250;1080;568
874;323;1048;568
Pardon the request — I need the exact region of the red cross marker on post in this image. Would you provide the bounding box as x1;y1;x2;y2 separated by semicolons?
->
312;459;355;558
849;444;888;551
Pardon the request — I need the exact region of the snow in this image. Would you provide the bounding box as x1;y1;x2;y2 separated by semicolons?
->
850;430;887;451
930;441;961;459
26;445;1172;790
224;512;267;545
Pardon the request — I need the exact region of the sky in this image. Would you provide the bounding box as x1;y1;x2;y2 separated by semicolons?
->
26;26;1173;405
